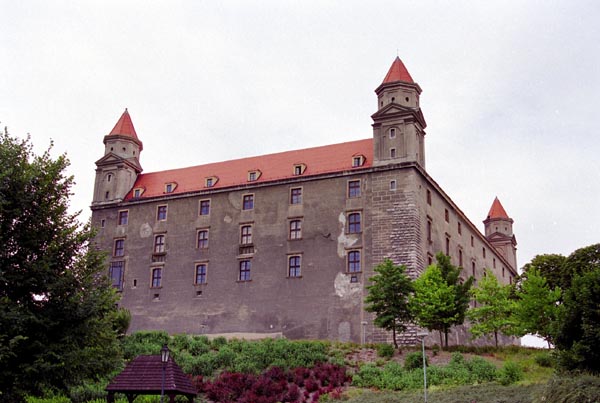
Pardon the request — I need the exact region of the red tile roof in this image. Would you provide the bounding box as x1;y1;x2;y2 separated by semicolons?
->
487;197;509;219
127;138;373;199
106;355;196;396
382;57;414;84
108;109;142;148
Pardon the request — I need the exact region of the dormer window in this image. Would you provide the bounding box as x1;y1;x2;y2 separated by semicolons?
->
133;188;144;198
205;176;218;188
247;170;261;182
293;163;306;176
164;182;177;193
352;154;365;167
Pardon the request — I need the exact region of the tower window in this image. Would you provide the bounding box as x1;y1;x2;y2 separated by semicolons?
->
389;128;396;138
445;235;450;256
483;247;486;258
118;210;129;226
427;217;432;242
426;189;432;205
459;249;463;267
109;261;124;291
154;235;165;254
445;209;449;222
390;148;396;158
105;191;109;199
458;222;462;235
157;205;167;221
391;97;395;102
471;235;474;247
390;180;397;191
107;174;112;182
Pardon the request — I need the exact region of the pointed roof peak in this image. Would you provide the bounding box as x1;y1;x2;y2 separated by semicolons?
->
487;197;510;219
382;56;414;84
106;108;143;150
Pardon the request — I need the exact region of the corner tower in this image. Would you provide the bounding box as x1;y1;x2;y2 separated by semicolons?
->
371;57;427;168
92;109;143;205
484;197;517;269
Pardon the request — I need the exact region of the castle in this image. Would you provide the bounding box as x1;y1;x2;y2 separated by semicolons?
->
91;57;517;344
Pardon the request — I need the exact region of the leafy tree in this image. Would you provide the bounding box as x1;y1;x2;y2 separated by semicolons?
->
0;131;123;401
467;270;514;347
411;253;473;349
364;259;414;349
562;243;600;289
554;267;600;372
511;268;560;347
521;253;566;291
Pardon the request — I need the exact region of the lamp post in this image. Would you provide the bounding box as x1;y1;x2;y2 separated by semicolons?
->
416;331;428;403
160;344;170;403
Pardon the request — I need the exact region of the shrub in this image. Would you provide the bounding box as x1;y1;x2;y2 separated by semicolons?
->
534;375;600;403
25;395;71;403
68;380;108;403
466;356;497;383
376;343;395;359
498;361;524;385
404;351;426;370
534;352;554;368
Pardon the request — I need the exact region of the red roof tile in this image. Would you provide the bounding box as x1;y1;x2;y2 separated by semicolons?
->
108;109;142;146
106;355;196;395
382;57;414;84
127;139;373;199
487;197;509;219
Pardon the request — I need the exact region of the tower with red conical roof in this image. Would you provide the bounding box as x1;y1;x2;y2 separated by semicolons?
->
371;57;427;167
92;109;144;204
483;197;517;270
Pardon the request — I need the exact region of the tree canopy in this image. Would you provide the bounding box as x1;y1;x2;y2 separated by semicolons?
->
410;253;472;349
364;259;414;348
0;130;124;401
467;270;514;347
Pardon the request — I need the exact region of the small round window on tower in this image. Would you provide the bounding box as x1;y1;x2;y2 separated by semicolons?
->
391;97;395;102
405;97;409;102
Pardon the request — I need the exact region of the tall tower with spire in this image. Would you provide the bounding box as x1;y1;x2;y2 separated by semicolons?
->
92;109;143;205
484;197;517;270
371;57;427;167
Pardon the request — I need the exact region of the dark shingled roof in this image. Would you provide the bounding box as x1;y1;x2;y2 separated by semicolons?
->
106;355;196;396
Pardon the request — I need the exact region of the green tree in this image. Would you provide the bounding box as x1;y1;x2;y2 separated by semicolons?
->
521;253;566;291
0;131;123;401
411;253;473;349
511;268;560;347
562;244;600;289
467;270;514;347
364;259;414;349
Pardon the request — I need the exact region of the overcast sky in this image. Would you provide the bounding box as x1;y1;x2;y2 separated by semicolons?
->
2;1;599;271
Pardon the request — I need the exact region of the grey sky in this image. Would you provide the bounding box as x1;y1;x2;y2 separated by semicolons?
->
2;0;599;272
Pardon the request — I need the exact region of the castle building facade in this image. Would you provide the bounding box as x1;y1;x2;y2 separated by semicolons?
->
91;57;517;344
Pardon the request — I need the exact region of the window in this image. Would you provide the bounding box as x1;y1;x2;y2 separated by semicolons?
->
206;178;213;187
154;235;165;254
197;230;209;249
482;247;486;258
390;180;397;191
290;188;302;204
493;258;496;268
459;249;463;267
195;264;207;284
288;256;301;277
165;183;176;193
239;260;251;281
426;189;431;205
347;212;361;234
199;200;210;216
109;261;124;291
445;236;450;256
241;225;253;245
352;155;365;167
472;261;476;278
471;235;474;247
502;266;505;278
248;170;261;182
458;222;462;235
157;205;167;221
427;217;432;242
348;250;361;273
107;174;112;182
133;188;142;198
114;239;125;257
242;194;254;210
390;148;396;158
348;180;361;198
101;219;106;228
445;209;449;222
289;220;302;240
427;253;433;265
293;164;306;175
118;210;128;226
105;191;109;199
389;128;396;138
151;267;162;288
